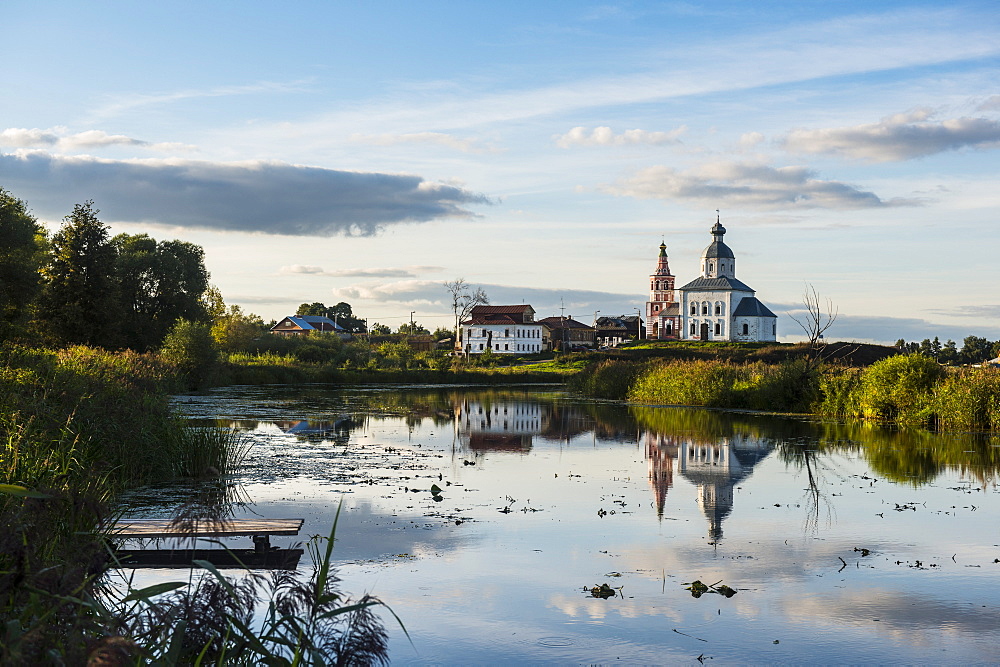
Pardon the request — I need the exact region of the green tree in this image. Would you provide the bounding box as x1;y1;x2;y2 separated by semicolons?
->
160;319;218;389
296;302;327;317
397;321;429;335
328;301;365;333
960;336;993;365
113;234;210;350
939;339;959;365
39;201;119;347
0;188;46;339
369;323;391;335
212;305;265;352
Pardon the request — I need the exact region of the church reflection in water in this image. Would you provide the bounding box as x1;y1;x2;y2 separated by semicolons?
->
454;396;774;541
647;431;773;541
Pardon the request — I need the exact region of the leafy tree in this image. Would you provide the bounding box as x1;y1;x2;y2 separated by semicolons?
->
0;188;46;339
296;302;327;317
960;336;993;365
397;321;429;335
369;323;391;335
113;234;210;350
328;301;365;333
160;320;218;389
938;339;959;365
432;327;453;341
201;285;226;321
212;305;265;352
39;201;119;347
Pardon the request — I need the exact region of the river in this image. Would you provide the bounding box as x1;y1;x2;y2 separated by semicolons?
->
119;384;1000;664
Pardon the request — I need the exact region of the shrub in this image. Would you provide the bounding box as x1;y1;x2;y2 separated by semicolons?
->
159;320;218;390
855;354;944;425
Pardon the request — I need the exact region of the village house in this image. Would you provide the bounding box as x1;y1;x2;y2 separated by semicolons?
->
538;316;596;351
461;305;543;354
270;315;347;337
596;315;643;347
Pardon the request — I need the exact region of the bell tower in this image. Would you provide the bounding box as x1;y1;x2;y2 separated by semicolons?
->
646;241;680;339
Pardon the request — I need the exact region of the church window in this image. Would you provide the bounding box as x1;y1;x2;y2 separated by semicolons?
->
742;323;749;336
690;304;696;315
714;322;721;335
505;329;509;337
715;303;722;315
701;303;708;315
690;322;696;335
665;322;672;335
773;322;776;335
709;262;714;273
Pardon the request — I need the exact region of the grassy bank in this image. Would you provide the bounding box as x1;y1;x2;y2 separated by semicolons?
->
571;353;1000;432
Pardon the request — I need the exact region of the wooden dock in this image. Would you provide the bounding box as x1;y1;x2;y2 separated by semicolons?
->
111;518;306;570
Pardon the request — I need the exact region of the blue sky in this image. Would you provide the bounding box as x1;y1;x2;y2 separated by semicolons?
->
3;1;999;343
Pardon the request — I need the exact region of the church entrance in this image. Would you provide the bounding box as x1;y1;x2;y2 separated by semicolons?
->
700;323;709;340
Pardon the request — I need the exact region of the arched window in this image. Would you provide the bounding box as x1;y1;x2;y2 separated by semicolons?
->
665;322;672;335
690;322;696;335
714;303;722;315
742;323;749;335
690;304;696;315
701;303;708;315
714;322;721;335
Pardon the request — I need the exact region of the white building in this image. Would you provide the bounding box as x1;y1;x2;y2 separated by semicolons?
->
678;220;777;342
461;305;543;354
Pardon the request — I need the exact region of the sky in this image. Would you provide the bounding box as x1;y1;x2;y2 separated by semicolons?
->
2;1;999;344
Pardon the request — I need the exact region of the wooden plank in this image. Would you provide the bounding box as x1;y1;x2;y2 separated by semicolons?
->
112;518;304;539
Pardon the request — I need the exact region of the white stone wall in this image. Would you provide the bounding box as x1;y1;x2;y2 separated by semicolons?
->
731;316;777;342
464;324;543;354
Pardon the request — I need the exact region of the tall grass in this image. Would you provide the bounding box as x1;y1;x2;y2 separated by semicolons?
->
0;343;256;661
111;505;393;665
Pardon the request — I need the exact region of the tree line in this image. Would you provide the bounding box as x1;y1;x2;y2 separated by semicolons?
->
2;189;216;351
894;336;1000;365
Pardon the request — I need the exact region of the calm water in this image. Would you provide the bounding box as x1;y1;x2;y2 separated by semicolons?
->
121;385;1000;664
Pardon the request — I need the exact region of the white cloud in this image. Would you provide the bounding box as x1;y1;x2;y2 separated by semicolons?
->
781;109;1000;162
604;161;917;210
278;265;443;278
0;151;491;236
554;126;686;148
0;127;194;152
349;132;494;153
738;132;765;149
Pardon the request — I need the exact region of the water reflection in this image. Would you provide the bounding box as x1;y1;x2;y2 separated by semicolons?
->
159;386;1000;664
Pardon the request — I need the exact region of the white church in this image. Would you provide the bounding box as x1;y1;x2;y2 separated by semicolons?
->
645;218;777;342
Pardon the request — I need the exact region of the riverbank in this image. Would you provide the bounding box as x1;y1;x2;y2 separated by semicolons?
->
570;352;1000;432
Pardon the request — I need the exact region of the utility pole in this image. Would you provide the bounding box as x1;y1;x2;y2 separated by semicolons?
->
634;307;642;340
410;311;415;333
593;311;600;349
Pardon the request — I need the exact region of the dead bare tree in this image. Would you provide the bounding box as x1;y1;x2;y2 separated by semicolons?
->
790;284;837;347
445;278;489;352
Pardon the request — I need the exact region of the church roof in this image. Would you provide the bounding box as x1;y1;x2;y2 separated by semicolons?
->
678;276;755;292
732;296;777;318
704;240;735;259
